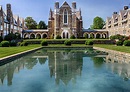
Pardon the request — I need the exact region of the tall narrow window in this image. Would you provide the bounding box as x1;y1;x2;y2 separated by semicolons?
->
64;9;68;24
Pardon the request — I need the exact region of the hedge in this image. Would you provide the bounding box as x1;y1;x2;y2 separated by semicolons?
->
64;40;71;46
1;41;10;47
123;40;130;46
41;40;48;46
116;41;123;46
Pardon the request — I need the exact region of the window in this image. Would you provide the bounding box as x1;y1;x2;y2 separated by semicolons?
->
64;9;68;24
123;30;126;34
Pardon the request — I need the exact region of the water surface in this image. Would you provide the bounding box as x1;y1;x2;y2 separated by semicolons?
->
0;48;130;92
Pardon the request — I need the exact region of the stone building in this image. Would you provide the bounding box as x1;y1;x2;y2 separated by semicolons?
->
48;1;83;39
105;6;130;37
0;4;25;38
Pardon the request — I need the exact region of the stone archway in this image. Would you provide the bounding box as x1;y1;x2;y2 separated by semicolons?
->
30;34;35;39
83;33;89;38
96;33;101;39
61;30;70;39
102;33;107;38
90;33;95;39
24;33;29;39
36;34;41;39
42;34;47;39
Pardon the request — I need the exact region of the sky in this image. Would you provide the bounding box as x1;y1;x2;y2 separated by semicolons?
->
0;0;130;28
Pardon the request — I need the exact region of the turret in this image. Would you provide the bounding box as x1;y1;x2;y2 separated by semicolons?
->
55;2;59;9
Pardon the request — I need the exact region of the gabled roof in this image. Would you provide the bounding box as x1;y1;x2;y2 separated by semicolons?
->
60;1;71;8
13;15;18;21
112;14;118;22
106;17;111;22
119;10;127;19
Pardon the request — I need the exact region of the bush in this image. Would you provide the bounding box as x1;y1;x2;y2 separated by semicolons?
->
10;41;17;47
1;41;10;47
70;35;75;39
17;42;22;46
85;40;88;45
41;40;48;46
116;41;123;46
4;33;17;41
64;40;71;46
110;34;128;41
123;40;130;46
56;35;62;39
20;41;28;46
85;40;93;45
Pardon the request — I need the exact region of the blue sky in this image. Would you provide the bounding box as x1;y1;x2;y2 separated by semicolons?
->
0;0;130;28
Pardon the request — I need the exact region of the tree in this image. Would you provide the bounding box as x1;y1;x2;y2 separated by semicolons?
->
37;21;47;29
25;17;37;29
91;16;105;29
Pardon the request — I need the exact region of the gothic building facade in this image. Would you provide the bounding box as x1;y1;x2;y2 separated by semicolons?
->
0;4;25;38
48;1;83;39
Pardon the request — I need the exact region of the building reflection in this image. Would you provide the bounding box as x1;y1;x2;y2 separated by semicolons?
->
102;51;130;80
0;51;47;86
48;51;83;85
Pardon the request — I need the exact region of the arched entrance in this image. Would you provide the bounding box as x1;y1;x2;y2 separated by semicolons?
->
83;33;89;38
42;34;47;39
36;34;41;39
90;33;94;39
102;33;107;38
30;34;35;39
62;30;70;39
24;34;29;39
96;33;101;39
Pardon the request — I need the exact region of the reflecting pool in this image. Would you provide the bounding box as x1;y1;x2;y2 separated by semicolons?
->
0;48;130;92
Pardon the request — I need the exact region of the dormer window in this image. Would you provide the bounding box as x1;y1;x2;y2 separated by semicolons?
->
63;9;68;24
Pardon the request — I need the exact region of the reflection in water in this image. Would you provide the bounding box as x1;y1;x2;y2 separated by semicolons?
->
48;51;83;85
0;48;130;88
98;50;130;81
0;52;47;86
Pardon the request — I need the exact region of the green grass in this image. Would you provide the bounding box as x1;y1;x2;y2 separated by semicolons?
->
0;44;41;58
94;44;130;53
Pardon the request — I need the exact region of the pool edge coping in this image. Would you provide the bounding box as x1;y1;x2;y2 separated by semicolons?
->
0;46;43;62
94;46;130;56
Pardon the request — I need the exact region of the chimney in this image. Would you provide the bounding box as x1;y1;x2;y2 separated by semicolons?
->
55;2;59;9
7;4;11;21
113;12;117;14
124;6;129;10
72;2;76;9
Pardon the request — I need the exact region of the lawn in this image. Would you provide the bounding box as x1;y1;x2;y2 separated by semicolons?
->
94;44;130;53
0;44;41;58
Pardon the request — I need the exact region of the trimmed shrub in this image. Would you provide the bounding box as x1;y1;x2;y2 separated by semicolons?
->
70;35;75;39
20;41;28;46
64;40;71;46
85;40;88;45
10;41;17;47
4;33;17;41
1;41;10;47
41;40;48;46
123;40;130;46
85;40;93;45
116;41;123;46
17;42;22;46
56;35;62;39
